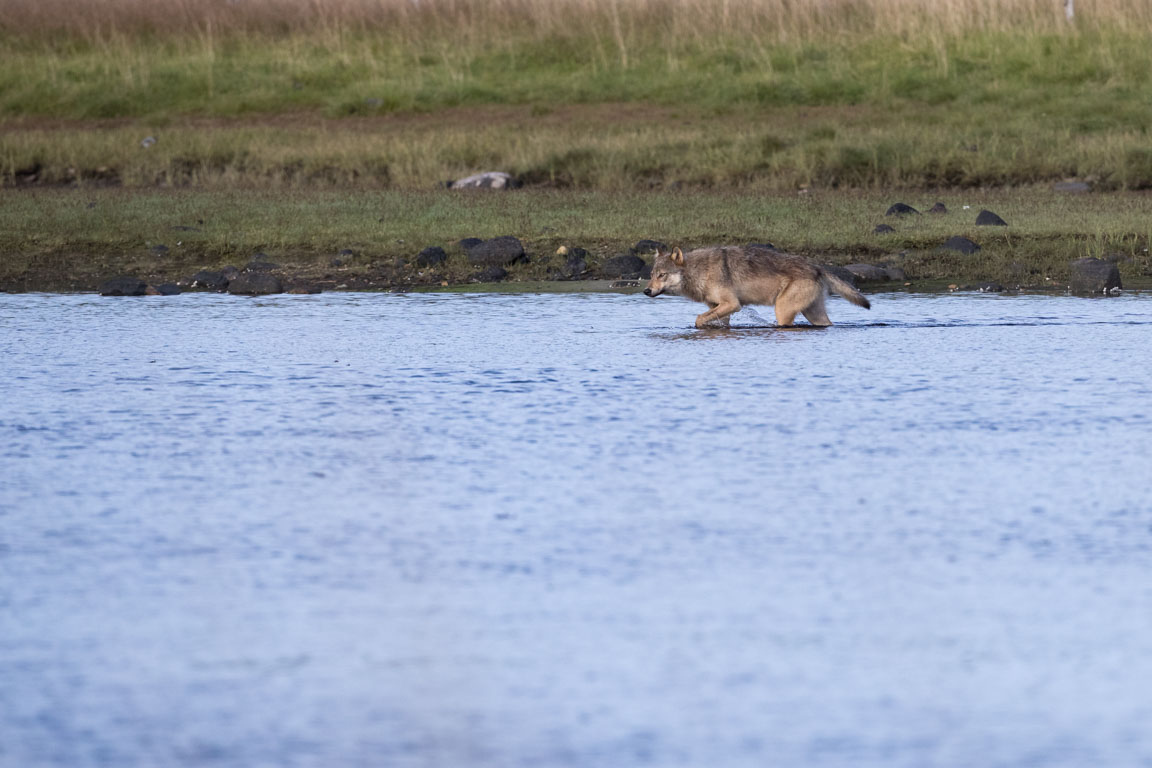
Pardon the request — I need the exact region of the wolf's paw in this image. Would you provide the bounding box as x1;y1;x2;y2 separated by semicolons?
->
695;314;732;329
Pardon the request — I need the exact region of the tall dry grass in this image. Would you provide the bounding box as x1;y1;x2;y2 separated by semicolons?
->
4;0;1152;46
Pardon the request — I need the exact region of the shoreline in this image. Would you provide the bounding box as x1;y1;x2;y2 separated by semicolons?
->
5;250;1149;296
4;187;1151;295
5;279;1151;297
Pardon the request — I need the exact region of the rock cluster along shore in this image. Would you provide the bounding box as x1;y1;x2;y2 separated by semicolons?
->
95;236;675;296
103;260;313;297
89;202;1137;296
879;201;1009;233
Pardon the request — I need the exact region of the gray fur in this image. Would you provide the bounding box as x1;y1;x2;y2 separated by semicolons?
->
644;245;870;328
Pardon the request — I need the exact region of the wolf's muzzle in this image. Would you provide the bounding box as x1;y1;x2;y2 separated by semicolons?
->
644;288;660;297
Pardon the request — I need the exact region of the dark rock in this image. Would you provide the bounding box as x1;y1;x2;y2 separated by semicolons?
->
975;282;1005;292
610;280;641;288
149;244;170;256
149;283;182;296
928;202;948;214
450;172;519;190
228;273;283;295
1053;181;1091;194
633;239;667;254
556;248;588;279
99;277;147;296
873;224;896;234
884;267;907;281
473;266;509;282
329;258;343;268
976;209;1008;226
639;262;653;279
189;270;230;291
15;163;41;183
417;246;448;267
885;203;920;216
1069;257;1122;294
457;237;484;250
466;236;527;267
338;249;356;257
939;236;981;254
599;253;646;278
819;264;858;287
845;264;893;282
747;242;776;250
246;260;280;272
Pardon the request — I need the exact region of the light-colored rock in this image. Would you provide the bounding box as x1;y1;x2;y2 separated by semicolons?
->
451;172;517;190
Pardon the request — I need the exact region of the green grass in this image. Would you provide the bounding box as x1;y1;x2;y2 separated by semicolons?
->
6;2;1152;291
3;187;1150;291
4;28;1152;189
2;14;1149;121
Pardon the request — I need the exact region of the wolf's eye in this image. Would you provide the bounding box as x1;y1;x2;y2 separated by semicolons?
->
658;272;667;278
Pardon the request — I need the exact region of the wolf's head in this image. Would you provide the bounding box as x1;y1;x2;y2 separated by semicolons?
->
644;247;685;297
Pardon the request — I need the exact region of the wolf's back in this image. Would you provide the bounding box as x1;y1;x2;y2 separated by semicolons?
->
818;268;871;309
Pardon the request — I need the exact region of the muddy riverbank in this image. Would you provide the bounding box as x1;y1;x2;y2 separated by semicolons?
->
4;244;1149;296
5;188;1152;295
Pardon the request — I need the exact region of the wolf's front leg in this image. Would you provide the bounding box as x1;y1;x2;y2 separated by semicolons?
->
695;301;741;328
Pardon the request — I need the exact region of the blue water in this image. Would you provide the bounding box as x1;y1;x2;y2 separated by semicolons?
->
2;290;1151;767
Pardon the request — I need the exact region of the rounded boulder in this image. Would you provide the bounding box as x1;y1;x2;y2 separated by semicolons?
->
466;236;527;267
99;277;147;296
599;253;646;279
228;273;283;295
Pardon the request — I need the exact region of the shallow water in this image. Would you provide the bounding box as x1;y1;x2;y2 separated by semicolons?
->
2;290;1152;768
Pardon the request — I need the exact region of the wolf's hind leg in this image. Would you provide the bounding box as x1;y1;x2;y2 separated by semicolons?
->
776;282;818;327
801;293;832;327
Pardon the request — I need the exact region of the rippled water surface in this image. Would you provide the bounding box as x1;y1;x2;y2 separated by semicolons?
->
2;291;1152;767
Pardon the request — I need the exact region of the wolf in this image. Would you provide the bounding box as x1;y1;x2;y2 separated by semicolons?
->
643;245;870;328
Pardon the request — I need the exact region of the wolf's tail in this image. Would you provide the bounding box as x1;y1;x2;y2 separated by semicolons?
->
818;269;871;309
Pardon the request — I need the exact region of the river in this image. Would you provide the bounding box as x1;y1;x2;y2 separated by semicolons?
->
2;290;1151;767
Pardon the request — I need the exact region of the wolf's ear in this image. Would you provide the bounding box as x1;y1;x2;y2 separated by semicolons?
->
655;246;666;258
671;247;685;266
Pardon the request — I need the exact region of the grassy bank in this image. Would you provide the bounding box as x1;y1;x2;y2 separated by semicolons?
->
4;1;1152;189
5;1;1150;292
3;187;1150;292
7;25;1150;122
6;97;1152;192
